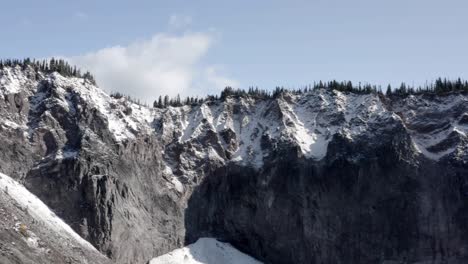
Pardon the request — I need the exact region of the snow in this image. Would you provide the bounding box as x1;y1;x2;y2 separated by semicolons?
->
171;177;184;193
2;65;466;170
149;238;263;264
54;149;78;160
0;66;28;94
48;73;154;141
224;98;271;168
392;93;468;160
156;89;399;170
280;90;390;159
288;99;329;159
0;172;98;252
13;222;43;251
0;119;26;130
159;98;270;169
413;141;459;160
410;124;466;160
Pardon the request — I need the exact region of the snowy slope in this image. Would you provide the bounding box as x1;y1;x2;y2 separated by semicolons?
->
149;238;263;264
0;65;37;94
1;65;465;166
0;66;154;143
151;88;468;195
154;89;398;182
46;72;154;141
0;172;98;251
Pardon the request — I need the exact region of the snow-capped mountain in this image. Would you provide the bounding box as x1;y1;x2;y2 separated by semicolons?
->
0;65;467;264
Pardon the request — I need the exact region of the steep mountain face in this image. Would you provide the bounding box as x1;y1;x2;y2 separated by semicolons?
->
160;86;468;264
0;65;467;264
0;66;184;263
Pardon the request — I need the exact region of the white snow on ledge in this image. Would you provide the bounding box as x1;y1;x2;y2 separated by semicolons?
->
149;238;263;264
0;172;98;252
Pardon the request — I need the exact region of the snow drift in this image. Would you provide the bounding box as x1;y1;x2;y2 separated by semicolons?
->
149;238;262;264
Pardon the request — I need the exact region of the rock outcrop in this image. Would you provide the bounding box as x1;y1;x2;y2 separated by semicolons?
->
0;172;110;264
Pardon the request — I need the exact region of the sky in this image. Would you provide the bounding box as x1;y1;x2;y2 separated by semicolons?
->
1;0;468;102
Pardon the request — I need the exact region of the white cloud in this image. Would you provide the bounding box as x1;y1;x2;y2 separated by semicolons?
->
67;31;238;103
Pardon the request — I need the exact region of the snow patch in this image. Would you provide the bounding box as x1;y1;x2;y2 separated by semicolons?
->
289;101;329;159
149;238;263;264
1;119;26;130
0;67;29;94
54;149;78;160
171;177;184;193
393;93;468;160
49;73;154;141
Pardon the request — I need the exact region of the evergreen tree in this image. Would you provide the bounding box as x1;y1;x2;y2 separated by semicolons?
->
158;96;163;108
386;84;392;96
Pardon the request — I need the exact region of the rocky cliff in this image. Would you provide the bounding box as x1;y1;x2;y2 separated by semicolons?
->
0;65;467;264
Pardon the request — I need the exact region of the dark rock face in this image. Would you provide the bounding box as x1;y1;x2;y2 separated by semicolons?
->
186;131;468;264
0;66;467;264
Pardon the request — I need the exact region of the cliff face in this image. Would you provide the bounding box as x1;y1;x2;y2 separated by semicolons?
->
0;66;184;263
185;131;468;264
0;65;467;263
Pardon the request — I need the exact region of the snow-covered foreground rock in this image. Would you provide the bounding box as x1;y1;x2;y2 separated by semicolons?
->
0;172;110;264
0;173;97;250
149;238;262;264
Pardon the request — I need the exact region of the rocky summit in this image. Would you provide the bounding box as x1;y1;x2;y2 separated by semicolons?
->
0;65;467;264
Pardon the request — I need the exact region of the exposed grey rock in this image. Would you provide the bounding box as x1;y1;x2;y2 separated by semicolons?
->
0;173;111;264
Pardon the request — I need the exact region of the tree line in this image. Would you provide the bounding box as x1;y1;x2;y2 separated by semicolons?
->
153;94;205;108
2;58;467;108
0;58;96;85
153;79;468;108
386;78;468;95
110;92;149;107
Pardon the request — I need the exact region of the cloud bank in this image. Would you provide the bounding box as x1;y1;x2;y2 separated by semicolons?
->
67;26;238;103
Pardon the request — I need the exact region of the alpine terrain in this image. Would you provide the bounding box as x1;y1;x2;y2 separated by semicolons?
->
0;62;467;264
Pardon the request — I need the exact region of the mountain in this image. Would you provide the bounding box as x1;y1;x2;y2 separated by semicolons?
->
0;64;467;264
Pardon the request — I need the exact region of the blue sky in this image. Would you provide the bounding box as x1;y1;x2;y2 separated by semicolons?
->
1;0;468;100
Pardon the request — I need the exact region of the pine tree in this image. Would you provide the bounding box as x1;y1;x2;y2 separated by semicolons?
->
386;84;392;96
157;96;163;108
